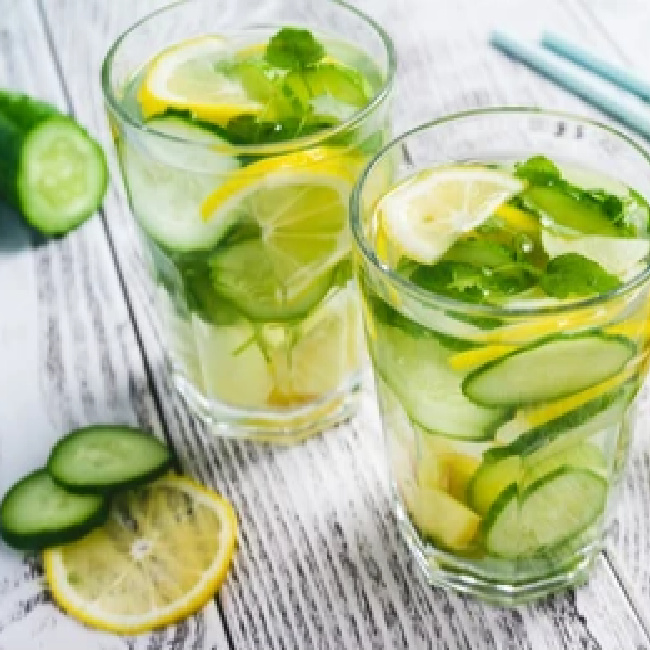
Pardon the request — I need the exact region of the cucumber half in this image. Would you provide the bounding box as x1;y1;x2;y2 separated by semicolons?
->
47;425;173;493
483;467;607;558
0;469;108;550
463;332;635;407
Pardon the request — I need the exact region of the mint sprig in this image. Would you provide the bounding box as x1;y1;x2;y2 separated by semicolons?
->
539;253;622;298
266;27;325;71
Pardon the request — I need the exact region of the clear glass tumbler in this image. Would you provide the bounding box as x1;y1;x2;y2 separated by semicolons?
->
102;0;394;441
351;108;650;603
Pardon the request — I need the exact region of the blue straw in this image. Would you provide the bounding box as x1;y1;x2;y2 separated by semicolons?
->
541;32;650;103
490;31;650;141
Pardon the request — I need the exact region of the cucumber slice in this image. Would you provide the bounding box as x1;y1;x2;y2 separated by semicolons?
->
119;117;239;252
523;442;606;487
374;324;510;440
0;91;108;235
469;441;607;517
486;380;635;462
209;238;333;321
47;426;173;493
467;455;521;516
523;186;621;236
483;468;607;558
144;115;236;173
463;332;635;407
0;469;108;550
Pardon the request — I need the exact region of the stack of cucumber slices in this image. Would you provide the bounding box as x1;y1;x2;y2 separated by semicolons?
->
0;425;172;550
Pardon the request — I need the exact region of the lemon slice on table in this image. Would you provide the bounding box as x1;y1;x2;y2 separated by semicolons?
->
44;476;237;634
202;148;360;321
138;36;263;124
376;166;524;264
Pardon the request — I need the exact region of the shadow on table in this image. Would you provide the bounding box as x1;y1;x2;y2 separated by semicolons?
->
0;203;48;252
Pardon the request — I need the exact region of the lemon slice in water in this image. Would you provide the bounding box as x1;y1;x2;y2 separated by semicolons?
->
376;166;524;264
138;36;263;124
202;148;360;321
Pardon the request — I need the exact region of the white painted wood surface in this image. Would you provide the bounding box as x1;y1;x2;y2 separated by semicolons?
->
2;0;650;647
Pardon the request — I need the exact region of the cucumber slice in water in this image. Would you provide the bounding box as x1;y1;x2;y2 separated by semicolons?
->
468;455;521;516
463;332;635;407
209;237;333;321
47;425;172;493
374;324;510;440
486;380;635;462
119;116;238;252
144;115;236;172
523;186;621;236
483;467;607;558
469;441;607;517
0;469;108;550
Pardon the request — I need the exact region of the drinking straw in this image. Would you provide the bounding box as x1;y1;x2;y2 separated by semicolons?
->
490;31;650;140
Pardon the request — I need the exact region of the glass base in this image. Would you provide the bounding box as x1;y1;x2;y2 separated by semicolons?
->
393;491;601;605
172;368;362;443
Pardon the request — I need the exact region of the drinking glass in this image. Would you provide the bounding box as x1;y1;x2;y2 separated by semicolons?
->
102;0;394;441
351;108;650;603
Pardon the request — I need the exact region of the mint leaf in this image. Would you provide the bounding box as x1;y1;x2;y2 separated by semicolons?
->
410;259;537;304
224;115;333;147
539;253;621;298
266;27;325;71
411;261;485;303
444;238;514;267
515;155;560;186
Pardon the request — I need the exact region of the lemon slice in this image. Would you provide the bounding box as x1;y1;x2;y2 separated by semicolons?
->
269;284;361;401
44;476;237;634
202;148;360;321
138;36;263;124
376;166;524;264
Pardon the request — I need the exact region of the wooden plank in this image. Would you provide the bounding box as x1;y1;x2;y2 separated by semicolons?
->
0;2;231;648
12;0;650;647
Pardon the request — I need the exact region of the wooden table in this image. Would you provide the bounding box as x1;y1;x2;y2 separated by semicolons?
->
3;0;650;647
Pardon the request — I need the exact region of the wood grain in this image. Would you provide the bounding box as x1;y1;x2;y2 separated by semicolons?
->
2;0;650;647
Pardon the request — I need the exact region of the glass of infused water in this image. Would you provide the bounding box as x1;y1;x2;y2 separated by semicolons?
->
102;0;394;441
351;108;650;603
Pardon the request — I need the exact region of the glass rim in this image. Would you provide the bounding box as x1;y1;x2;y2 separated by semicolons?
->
100;0;395;156
350;106;650;318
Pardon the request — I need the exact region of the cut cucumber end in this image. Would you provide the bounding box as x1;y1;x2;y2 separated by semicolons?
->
18;117;108;235
47;425;173;493
0;469;108;550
